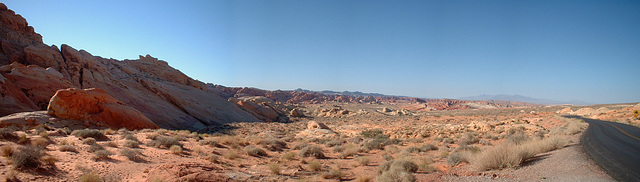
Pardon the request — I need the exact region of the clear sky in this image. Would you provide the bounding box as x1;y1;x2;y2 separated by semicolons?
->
3;0;640;104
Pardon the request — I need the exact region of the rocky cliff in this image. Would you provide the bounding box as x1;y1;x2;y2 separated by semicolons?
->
0;3;259;130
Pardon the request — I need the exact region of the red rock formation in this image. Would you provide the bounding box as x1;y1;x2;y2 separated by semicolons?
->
0;3;259;130
47;88;159;130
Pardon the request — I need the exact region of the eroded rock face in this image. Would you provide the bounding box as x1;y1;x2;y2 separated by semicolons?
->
47;88;159;130
0;3;260;130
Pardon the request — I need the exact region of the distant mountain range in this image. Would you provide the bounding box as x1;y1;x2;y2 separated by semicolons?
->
458;94;591;105
293;88;389;97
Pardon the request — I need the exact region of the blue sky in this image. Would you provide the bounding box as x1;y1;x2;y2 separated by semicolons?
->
4;0;640;104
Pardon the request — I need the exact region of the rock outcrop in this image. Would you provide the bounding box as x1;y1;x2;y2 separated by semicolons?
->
47;88;159;130
0;3;260;130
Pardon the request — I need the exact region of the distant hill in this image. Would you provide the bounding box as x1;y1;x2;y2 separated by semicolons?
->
459;94;591;105
294;88;388;97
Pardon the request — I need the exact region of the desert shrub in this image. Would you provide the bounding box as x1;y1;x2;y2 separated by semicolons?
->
18;134;29;144
88;144;105;153
31;137;49;147
356;156;370;166
479;139;492;145
472;136;566;171
11;146;42;169
442;138;454;144
244;145;267;157
169;145;182;155
0;128;17;140
41;155;58;166
355;175;373;182
146;133;159;140
361;129;386;139
405;146;422;153
460;133;479;145
102;129;116;135
455;144;481;153
325;139;345;147
439;151;449;158
298;145;325;159
83;138;97;145
506;133;529;145
347;137;364;144
384;145;400;153
72;129;107;140
293;143;310;150
416;158;437;173
339;144;359;159
363;138;392;150
383;154;394;161
281;152;296;161
173;135;186;141
259;138;287;151
377;168;417;182
59;145;77;152
123;140;140;148
148;136;182;149
223;149;240;160
423;144;438;151
268;163;280;175
204;154;221;163
94;150;112;160
120;148;141;161
321;166;344;179
79;171;101;182
307;160;322;171
218;135;248;148
333;145;345;153
1;145;14;157
122;134;138;142
199;138;221;147
447;152;468;166
377;160;418;182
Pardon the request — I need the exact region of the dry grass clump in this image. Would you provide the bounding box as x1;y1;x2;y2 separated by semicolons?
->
377;160;418;182
281;151;296;161
224;149;241;160
268;163;281;175
94;150;112;160
361;129;386;138
123;140;140;148
1;145;14;157
447;152;472;166
244;145;268;157
321;165;344;179
551;118;587;135
199;138;221;147
0;128;17;140
355;175;373;182
120;148;141;161
259;138;287;151
472;136;567;170
298;145;325;159
355;156;371;166
293;142;310;150
122;134;138;142
363;137;400;150
88;144;105;153
307;160;322;171
31;137;50;147
148;136;182;149
460;133;479;145
218;135;248;149
325;139;345;147
338;143;360;159
78;171;101;182
169;145;182;155
72;129;107;140
10;146;43;169
83;138;97;145
59;145;77;152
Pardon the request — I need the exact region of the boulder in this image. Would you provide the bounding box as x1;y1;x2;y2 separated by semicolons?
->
47;88;159;130
307;121;331;130
290;108;304;117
